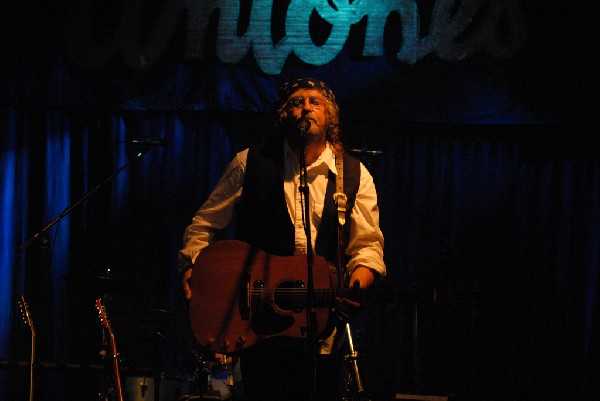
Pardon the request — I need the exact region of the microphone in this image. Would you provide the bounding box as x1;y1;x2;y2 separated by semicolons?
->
295;118;311;144
296;118;310;132
127;138;167;147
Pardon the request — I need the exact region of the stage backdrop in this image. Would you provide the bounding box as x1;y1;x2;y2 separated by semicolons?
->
1;1;599;401
1;0;597;122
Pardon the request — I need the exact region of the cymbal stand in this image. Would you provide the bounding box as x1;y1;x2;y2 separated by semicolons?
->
195;352;215;397
343;322;364;399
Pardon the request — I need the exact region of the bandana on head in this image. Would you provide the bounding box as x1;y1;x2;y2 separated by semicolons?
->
274;78;336;110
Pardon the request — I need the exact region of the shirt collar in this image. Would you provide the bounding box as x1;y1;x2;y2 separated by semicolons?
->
284;140;338;174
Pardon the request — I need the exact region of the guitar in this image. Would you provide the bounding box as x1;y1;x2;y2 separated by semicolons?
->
95;298;124;401
18;295;35;401
188;240;414;354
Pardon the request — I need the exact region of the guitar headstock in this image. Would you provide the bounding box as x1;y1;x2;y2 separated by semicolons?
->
18;295;35;335
95;298;113;333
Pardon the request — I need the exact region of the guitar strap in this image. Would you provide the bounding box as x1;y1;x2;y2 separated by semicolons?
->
333;154;348;287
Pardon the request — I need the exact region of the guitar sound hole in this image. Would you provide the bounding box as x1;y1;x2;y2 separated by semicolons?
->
274;280;305;313
250;279;305;336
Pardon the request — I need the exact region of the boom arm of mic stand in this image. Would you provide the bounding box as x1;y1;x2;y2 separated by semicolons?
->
20;147;155;251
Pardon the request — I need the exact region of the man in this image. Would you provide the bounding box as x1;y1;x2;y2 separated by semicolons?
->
179;78;385;401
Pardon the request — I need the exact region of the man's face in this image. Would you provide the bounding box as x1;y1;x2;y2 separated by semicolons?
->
284;89;329;143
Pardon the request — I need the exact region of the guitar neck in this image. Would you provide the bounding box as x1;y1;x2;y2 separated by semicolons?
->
108;333;124;401
19;296;35;401
250;286;413;307
319;287;411;305
96;299;124;401
29;333;35;401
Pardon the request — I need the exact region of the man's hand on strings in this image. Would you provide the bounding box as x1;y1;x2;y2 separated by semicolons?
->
335;265;376;316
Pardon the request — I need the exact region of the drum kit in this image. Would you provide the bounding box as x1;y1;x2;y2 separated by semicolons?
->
119;336;235;401
122;354;234;401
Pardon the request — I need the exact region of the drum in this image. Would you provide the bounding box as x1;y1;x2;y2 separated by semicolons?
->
203;353;233;400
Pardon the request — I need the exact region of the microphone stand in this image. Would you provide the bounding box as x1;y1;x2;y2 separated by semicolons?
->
20;146;155;251
297;126;318;401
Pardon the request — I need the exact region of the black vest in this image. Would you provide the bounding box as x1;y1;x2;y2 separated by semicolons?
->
235;139;361;266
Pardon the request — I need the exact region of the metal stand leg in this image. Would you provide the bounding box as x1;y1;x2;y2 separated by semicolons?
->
343;322;363;398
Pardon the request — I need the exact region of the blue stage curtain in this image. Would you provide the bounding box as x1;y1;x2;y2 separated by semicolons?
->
1;108;28;355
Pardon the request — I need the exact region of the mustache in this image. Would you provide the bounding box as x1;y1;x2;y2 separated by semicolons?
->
295;116;312;124
279;114;316;133
295;115;315;125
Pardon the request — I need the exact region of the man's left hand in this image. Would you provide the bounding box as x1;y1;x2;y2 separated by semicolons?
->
334;265;376;316
349;265;376;289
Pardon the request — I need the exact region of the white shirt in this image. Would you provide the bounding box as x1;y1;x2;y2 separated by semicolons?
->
179;141;386;279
